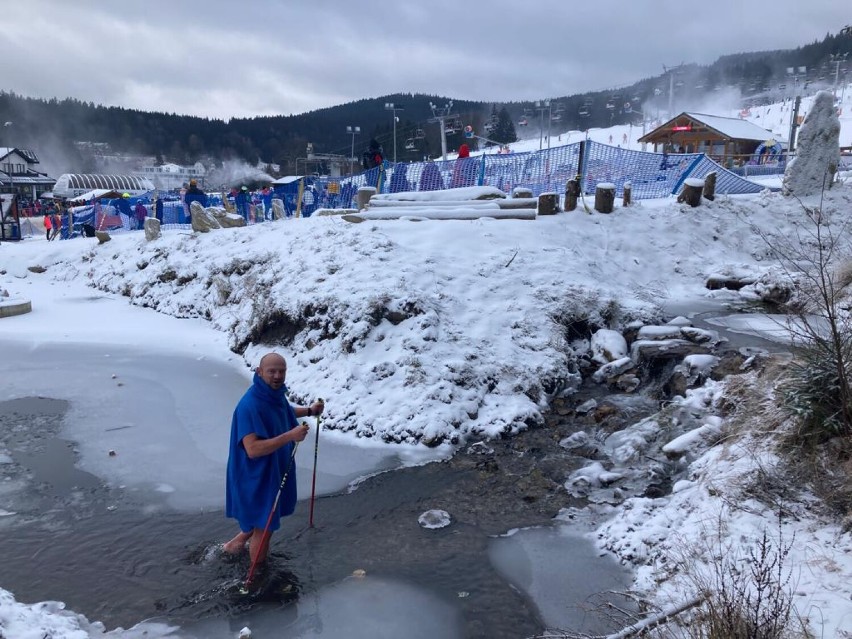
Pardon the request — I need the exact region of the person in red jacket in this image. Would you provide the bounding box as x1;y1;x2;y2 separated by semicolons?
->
43;212;52;241
451;143;474;188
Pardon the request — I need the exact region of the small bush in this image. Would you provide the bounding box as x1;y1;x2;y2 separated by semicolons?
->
781;338;852;441
683;527;801;639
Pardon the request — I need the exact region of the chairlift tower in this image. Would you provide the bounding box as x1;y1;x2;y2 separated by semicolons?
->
428;101;459;161
662;63;684;119
534;100;551;150
830;53;849;100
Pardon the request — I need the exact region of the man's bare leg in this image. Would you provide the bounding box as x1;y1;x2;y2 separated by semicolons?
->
223;530;252;554
248;528;272;564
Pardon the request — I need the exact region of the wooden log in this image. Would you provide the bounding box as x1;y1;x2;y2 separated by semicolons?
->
677;178;704;207
622;181;632;207
368;198;537;209
565;179;579;212
594;182;616;214
538;192;559;215
512;186;533;199
703;171;717;201
357;186;376;211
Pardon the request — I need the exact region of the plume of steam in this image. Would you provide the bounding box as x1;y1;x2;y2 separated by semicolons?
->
206;160;275;190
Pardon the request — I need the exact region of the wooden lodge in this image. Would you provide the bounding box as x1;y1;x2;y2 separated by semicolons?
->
638;112;784;166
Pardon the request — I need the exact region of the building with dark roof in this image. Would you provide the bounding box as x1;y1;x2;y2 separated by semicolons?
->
0;147;55;199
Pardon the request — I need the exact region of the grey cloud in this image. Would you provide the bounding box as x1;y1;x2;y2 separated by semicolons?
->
2;0;849;119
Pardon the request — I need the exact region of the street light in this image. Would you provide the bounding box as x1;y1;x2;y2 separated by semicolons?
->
346;125;360;174
3;121;13;204
384;103;403;163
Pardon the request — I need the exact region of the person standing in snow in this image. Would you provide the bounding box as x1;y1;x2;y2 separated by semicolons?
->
154;196;164;223
450;143;474;188
134;200;147;230
51;205;62;240
43;211;52;241
183;179;207;223
223;352;324;563
235;186;251;221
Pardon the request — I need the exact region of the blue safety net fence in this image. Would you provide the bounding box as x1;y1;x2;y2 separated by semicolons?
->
49;140;774;239
315;140;769;209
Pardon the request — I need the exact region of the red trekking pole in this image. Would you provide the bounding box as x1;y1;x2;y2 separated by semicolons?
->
242;441;299;592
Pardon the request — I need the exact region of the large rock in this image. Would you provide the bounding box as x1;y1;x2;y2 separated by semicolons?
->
190;201;221;233
209;207;247;228
143;217;161;241
783;90;841;197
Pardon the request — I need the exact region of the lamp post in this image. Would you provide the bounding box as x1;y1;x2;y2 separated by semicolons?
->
3;121;13;213
384;103;403;163
346;125;360;175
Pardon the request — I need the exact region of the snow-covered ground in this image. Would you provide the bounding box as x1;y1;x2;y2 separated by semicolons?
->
2;102;852;636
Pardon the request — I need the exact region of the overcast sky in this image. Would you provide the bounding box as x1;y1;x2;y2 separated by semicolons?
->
2;0;848;121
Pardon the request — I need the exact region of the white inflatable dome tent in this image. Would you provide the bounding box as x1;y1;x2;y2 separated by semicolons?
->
52;174;155;199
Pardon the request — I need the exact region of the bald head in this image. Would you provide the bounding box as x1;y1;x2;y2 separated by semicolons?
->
257;352;287;389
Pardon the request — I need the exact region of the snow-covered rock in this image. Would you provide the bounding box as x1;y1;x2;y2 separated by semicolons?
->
783;90;842;197
591;328;628;364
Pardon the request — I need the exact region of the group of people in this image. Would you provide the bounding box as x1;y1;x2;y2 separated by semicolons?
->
42;205;62;241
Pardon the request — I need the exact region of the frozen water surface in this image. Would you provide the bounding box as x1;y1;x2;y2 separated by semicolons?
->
182;575;462;638
489;525;635;634
0;339;441;511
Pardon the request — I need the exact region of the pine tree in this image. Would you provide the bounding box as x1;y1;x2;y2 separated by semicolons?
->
493;107;518;145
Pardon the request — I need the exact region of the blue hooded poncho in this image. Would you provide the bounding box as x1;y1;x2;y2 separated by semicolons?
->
226;373;299;532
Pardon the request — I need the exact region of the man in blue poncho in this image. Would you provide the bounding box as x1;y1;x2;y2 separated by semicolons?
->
223;352;324;562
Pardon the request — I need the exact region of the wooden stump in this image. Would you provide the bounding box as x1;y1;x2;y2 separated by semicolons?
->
512;187;533;199
356;186;376;211
594;183;616;214
565;179;579;212
677;178;705;207
703;172;717;201
538;192;559;215
622;181;632;207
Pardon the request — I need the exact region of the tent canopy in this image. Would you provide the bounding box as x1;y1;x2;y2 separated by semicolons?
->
70;189;123;202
